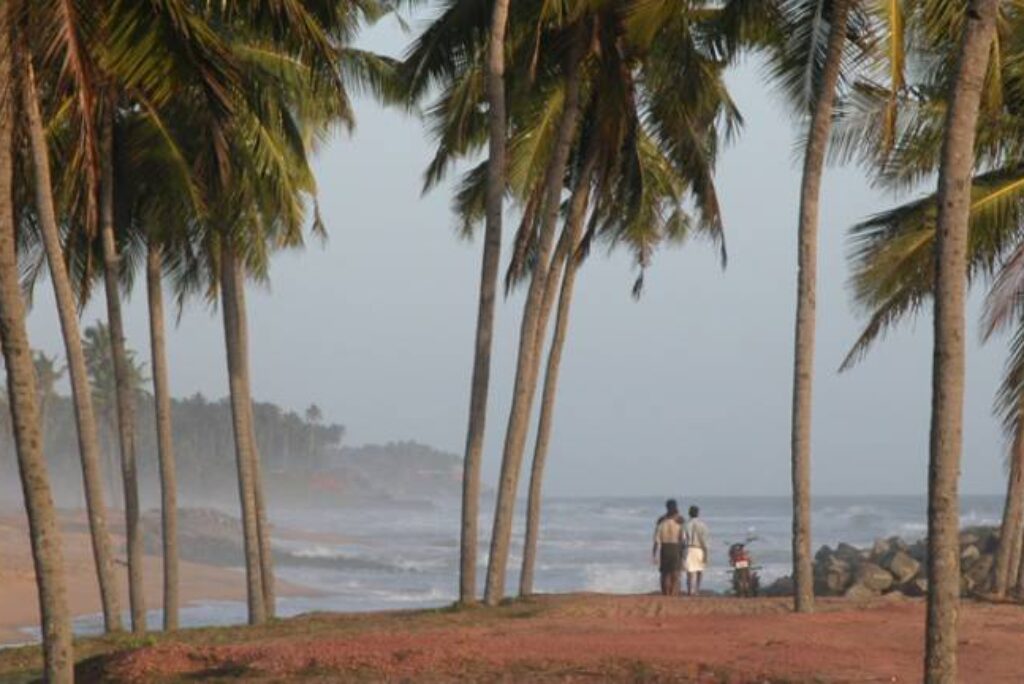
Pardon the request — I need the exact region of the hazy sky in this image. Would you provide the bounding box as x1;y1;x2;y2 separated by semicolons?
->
25;20;1010;497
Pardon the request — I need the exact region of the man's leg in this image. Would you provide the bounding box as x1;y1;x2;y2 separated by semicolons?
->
660;572;668;596
686;572;693;596
695;571;702;595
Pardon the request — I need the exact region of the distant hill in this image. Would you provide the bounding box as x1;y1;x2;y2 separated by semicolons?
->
281;440;462;507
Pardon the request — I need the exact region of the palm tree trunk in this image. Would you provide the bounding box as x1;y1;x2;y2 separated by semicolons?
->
1007;510;1024;593
1015;528;1024;596
519;160;595;598
458;0;513;605
220;244;267;625
0;21;74;681
484;37;586;606
233;270;276;618
250;438;275;618
789;0;852;614
993;414;1024;597
17;33;123;633
925;1;998;680
146;243;180;630
100;105;147;633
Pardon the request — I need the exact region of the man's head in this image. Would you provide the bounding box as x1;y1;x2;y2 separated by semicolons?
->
666;499;679;516
689;505;699;519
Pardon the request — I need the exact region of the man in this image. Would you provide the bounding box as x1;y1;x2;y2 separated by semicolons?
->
683;505;709;596
652;499;683;596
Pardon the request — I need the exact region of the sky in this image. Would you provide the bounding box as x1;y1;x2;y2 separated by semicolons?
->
24;19;1010;498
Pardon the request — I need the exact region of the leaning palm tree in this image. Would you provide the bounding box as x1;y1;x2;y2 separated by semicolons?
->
14;1;124;632
518;0;753;592
0;4;74;679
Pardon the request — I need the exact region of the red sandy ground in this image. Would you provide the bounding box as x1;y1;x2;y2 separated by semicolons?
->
88;593;1024;682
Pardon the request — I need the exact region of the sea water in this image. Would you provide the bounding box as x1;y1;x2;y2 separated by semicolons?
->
39;494;1003;641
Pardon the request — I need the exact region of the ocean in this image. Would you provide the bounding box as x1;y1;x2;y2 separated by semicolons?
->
41;494;1005;641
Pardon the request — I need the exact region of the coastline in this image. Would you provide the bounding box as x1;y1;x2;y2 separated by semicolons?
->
0;509;319;646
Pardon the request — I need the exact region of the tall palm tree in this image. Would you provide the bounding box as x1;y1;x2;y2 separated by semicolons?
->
924;1;998;678
404;0;515;604
99;102;148;632
14;9;124;632
0;6;74;679
146;240;180;630
777;0;854;613
485;18;590;605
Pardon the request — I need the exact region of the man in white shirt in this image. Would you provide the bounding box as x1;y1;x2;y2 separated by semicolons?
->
683;505;710;596
652;499;683;596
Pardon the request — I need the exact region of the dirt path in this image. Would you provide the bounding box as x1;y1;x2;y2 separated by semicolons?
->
82;594;1024;682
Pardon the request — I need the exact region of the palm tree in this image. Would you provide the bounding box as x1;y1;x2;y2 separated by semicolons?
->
776;0;855;613
485;18;590;605
0;7;74;678
518;0;752;593
924;2;998;677
146;240;180;630
33;352;65;434
404;0;514;604
14;7;124;633
99;102;148;632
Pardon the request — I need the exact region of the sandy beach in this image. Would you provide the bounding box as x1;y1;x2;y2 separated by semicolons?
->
1;593;1022;681
0;509;315;645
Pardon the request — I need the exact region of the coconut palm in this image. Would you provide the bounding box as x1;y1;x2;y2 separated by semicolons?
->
13;1;124;632
33;352;65;433
837;1;1003;676
0;5;74;679
923;3;999;677
763;0;873;612
399;0;514;603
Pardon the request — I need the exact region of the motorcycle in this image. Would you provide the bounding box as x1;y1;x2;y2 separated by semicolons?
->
728;537;760;598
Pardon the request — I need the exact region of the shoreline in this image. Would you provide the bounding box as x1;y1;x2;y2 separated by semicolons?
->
0;509;320;646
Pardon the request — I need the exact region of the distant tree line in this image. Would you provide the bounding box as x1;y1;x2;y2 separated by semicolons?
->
0;349;344;506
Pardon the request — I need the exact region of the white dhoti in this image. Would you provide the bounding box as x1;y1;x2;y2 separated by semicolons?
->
684;547;706;573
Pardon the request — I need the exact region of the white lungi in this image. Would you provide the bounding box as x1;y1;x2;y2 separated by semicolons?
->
684;547;706;573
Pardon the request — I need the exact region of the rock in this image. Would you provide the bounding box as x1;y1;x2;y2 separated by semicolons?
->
815;556;853;596
883;550;920;584
871;538;893;561
845;582;878;601
961;545;981;565
763;576;794;597
903;576;928;597
855;562;894;593
835;542;864;565
871;536;908;563
964;554;995;595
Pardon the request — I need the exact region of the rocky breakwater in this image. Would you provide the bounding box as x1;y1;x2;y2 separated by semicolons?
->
765;527;1003;599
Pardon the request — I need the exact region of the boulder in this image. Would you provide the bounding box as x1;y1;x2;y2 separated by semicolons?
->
964;554;995;595
815;556;853;595
961;544;981;565
845;582;879;601
762;576;794;597
883;550;921;584
835;542;864;565
903;576;928;597
855;562;894;593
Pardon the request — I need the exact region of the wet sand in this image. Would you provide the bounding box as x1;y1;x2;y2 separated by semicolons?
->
0;510;315;645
